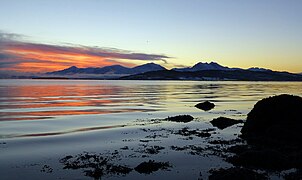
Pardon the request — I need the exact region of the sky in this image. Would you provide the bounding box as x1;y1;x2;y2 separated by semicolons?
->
0;0;302;73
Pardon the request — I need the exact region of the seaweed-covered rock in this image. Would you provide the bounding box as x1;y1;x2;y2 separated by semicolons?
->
60;153;132;179
241;94;302;146
174;127;212;138
210;117;243;130
208;167;267;180
195;101;215;111
134;160;171;174
165;115;194;123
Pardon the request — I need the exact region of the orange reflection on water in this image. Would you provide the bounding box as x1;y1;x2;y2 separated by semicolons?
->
0;109;149;121
0;83;154;121
0;99;117;109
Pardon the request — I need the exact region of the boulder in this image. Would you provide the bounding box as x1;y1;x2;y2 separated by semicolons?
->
227;149;291;170
195;101;215;111
241;94;302;146
210;117;243;130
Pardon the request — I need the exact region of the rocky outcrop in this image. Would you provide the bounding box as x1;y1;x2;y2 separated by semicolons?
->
195;101;215;111
241;94;302;146
210;117;243;130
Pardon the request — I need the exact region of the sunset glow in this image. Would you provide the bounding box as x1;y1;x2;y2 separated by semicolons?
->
0;39;170;72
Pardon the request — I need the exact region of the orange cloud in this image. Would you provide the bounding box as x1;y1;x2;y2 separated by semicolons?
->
0;32;169;73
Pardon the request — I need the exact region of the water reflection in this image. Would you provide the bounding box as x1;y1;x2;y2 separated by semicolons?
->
0;80;168;121
1;80;302;122
13;124;126;138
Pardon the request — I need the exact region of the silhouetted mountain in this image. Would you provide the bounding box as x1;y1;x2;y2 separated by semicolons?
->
89;65;131;74
173;62;230;72
47;61;277;76
173;62;275;72
47;63;166;76
120;69;302;81
132;62;166;73
56;66;79;74
44;61;301;81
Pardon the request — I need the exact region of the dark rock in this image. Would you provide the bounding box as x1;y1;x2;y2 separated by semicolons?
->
134;160;171;174
227;149;291;170
60;152;132;179
174;127;211;138
40;165;53;173
241;94;302;146
226;144;251;154
210;117;243;130
208;167;268;180
195;101;215;111
226;142;302;171
165;115;194;123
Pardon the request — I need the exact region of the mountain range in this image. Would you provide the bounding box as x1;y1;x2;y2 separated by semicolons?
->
120;69;302;81
44;62;302;81
172;62;231;71
47;62;166;76
47;61;274;76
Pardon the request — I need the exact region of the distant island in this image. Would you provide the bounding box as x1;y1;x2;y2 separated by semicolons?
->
120;69;302;81
10;62;302;81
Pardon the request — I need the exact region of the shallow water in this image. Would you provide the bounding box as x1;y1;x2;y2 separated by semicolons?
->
0;79;301;179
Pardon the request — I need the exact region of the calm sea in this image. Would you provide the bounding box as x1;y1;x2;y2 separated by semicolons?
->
0;79;301;179
1;79;302;138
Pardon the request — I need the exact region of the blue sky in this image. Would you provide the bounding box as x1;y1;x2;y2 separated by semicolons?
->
0;0;301;72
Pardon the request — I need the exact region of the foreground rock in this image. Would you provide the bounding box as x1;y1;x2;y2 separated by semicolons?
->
165;115;194;123
195;101;215;111
227;149;291;170
210;117;243;130
241;94;302;146
224;94;302;174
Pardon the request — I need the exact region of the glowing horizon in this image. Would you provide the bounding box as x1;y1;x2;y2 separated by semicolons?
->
0;34;169;72
0;1;302;73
